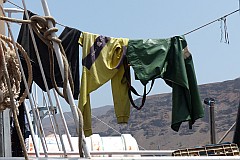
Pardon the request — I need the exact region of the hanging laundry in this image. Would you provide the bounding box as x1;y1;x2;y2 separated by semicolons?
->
126;36;204;132
17;11;81;99
78;32;130;136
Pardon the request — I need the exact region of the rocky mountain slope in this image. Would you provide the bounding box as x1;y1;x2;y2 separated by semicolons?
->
43;77;240;150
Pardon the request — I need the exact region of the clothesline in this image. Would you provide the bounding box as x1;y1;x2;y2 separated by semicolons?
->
183;8;240;36
5;0;240;38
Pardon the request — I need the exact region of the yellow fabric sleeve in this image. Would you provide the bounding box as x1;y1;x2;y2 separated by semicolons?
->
78;32;130;136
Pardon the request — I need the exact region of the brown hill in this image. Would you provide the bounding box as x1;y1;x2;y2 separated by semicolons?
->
42;77;240;150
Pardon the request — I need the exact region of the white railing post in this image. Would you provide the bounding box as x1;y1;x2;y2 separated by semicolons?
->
40;0;90;158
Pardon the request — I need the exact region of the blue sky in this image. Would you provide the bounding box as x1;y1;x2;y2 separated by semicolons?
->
3;1;240;111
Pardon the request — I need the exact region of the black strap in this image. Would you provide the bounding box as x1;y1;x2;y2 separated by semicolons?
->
123;58;155;110
128;79;154;96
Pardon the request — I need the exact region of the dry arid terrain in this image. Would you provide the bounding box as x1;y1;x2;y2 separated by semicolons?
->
43;77;240;150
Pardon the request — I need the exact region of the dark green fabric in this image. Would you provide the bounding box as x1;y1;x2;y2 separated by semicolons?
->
126;36;204;131
126;38;172;85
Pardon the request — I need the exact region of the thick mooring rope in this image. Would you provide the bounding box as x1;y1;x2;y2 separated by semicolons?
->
0;34;32;111
0;40;20;110
0;39;28;159
0;3;34;159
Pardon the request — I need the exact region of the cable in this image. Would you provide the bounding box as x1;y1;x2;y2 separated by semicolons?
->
91;114;122;135
91;114;146;150
183;9;240;36
56;21;67;28
7;0;24;10
57;112;148;151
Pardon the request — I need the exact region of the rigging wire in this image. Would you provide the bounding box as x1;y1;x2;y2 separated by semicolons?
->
91;114;122;136
65;110;147;150
91;113;146;150
6;0;24;10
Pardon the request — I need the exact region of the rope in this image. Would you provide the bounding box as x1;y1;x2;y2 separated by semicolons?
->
0;15;75;104
0;15;30;24
21;1;70;155
31;15;74;103
0;4;33;159
0;39;21;111
0;42;28;159
0;34;32;111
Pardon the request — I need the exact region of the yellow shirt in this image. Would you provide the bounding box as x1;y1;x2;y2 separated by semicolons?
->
78;32;130;136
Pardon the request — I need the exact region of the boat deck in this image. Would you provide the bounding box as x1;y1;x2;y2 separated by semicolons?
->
1;150;240;160
1;156;240;160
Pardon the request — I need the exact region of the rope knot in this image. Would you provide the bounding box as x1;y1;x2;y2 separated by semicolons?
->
30;15;61;45
0;13;74;105
28;15;74;103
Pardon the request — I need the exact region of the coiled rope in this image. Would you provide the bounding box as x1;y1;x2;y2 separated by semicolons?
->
0;34;32;111
0;34;32;160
